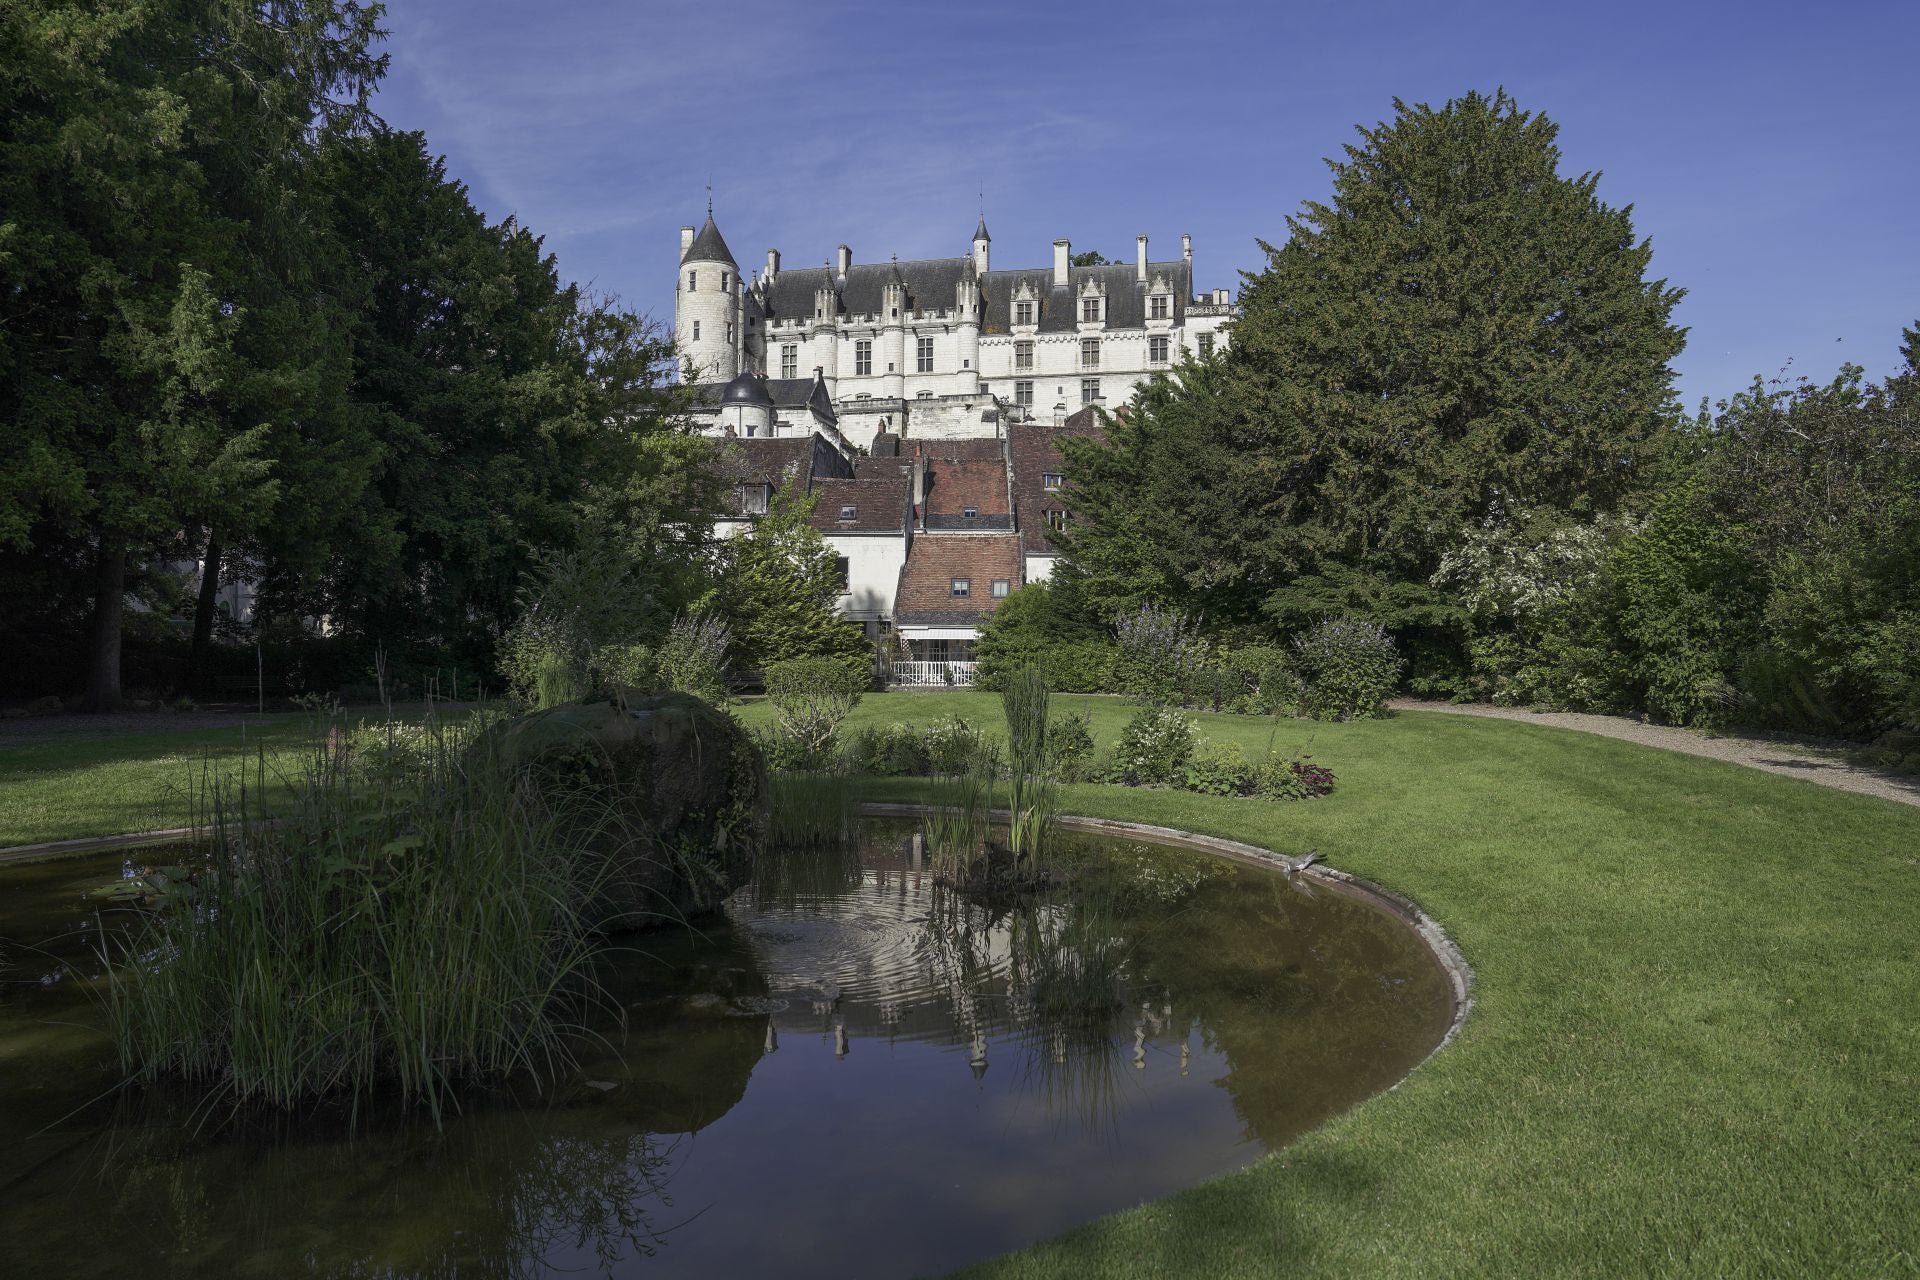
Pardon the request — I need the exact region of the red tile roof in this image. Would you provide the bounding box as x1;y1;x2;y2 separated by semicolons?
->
894;536;1023;624
924;459;1009;518
1009;420;1104;554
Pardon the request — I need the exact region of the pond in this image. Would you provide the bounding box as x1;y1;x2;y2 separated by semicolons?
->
0;823;1456;1278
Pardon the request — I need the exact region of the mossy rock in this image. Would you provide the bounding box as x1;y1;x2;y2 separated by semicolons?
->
490;690;769;931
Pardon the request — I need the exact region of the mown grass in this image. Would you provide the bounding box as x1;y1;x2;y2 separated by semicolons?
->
8;692;1920;1274
0;706;460;847
738;692;1920;1278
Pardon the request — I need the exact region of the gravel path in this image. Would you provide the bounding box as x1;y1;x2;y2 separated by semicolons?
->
1392;700;1920;808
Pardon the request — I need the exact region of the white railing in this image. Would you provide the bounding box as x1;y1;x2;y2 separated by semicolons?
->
890;661;976;688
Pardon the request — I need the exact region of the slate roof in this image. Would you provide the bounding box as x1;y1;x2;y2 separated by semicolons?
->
809;478;909;534
721;438;812;488
681;215;737;266
1009;420;1104;555
894;536;1023;625
760;255;1193;335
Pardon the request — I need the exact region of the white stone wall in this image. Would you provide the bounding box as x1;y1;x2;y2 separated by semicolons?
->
676;259;740;382
824;533;907;621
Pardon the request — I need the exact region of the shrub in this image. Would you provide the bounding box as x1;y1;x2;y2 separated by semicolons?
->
593;642;657;692
1182;739;1254;796
1251;754;1337;801
1219;645;1301;715
1047;710;1096;781
1293;617;1404;720
655;612;731;704
973;581;1115;692
763;655;867;767
1114;603;1208;705
844;723;932;776
924;715;991;775
1113;705;1197;784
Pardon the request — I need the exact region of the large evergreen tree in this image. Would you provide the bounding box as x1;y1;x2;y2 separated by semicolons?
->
0;0;384;706
1060;89;1687;647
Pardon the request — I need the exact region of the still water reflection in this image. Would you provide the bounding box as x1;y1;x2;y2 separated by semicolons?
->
0;824;1452;1278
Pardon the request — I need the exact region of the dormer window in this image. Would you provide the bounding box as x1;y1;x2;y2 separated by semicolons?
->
839;504;857;521
738;484;771;516
1081;297;1101;323
951;577;971;598
1047;509;1066;532
1015;300;1035;326
1042;472;1064;491
1150;294;1170;320
963;505;979;518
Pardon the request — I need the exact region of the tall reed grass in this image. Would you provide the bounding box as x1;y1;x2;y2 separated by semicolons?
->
1001;665;1055;863
102;709;614;1125
766;768;859;849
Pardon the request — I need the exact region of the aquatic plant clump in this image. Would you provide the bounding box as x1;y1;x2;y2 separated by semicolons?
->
103;710;682;1122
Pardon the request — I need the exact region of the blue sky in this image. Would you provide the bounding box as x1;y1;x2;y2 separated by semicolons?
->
370;0;1918;408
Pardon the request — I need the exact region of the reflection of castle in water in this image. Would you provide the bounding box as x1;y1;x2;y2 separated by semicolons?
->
734;832;1194;1097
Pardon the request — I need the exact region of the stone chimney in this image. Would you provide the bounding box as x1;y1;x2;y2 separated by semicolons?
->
836;244;852;278
911;445;927;531
680;225;695;256
1136;234;1149;283
766;248;780;280
1053;239;1070;289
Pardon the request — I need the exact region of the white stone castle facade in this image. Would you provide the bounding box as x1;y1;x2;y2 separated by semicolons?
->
674;212;1237;440
675;210;1238;684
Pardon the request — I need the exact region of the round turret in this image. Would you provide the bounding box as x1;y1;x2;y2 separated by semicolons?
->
676;212;741;383
718;371;775;436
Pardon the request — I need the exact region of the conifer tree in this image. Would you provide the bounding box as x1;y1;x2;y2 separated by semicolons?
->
1061;89;1687;642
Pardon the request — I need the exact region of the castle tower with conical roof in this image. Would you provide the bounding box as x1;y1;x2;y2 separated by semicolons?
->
676;211;740;382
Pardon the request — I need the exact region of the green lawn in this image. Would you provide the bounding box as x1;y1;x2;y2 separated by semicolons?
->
4;692;1918;1275
0;715;321;846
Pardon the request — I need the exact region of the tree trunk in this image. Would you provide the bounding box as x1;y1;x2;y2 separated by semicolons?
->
82;538;126;712
186;527;222;696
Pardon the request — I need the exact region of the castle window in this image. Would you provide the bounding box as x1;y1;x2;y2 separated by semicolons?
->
1080;378;1099;404
1081;297;1101;323
692;320;701;341
917;390;933;399
855;340;872;376
1199;332;1215;357
721;272;730;291
1149;335;1170;364
835;556;850;590
688;271;697;291
1042;472;1064;491
725;322;733;344
950;577;971;598
1080;338;1099;369
992;579;1010;598
1015;300;1035;326
917;336;934;373
781;344;798;379
1015;380;1033;407
1150;294;1170;320
1014;341;1033;370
